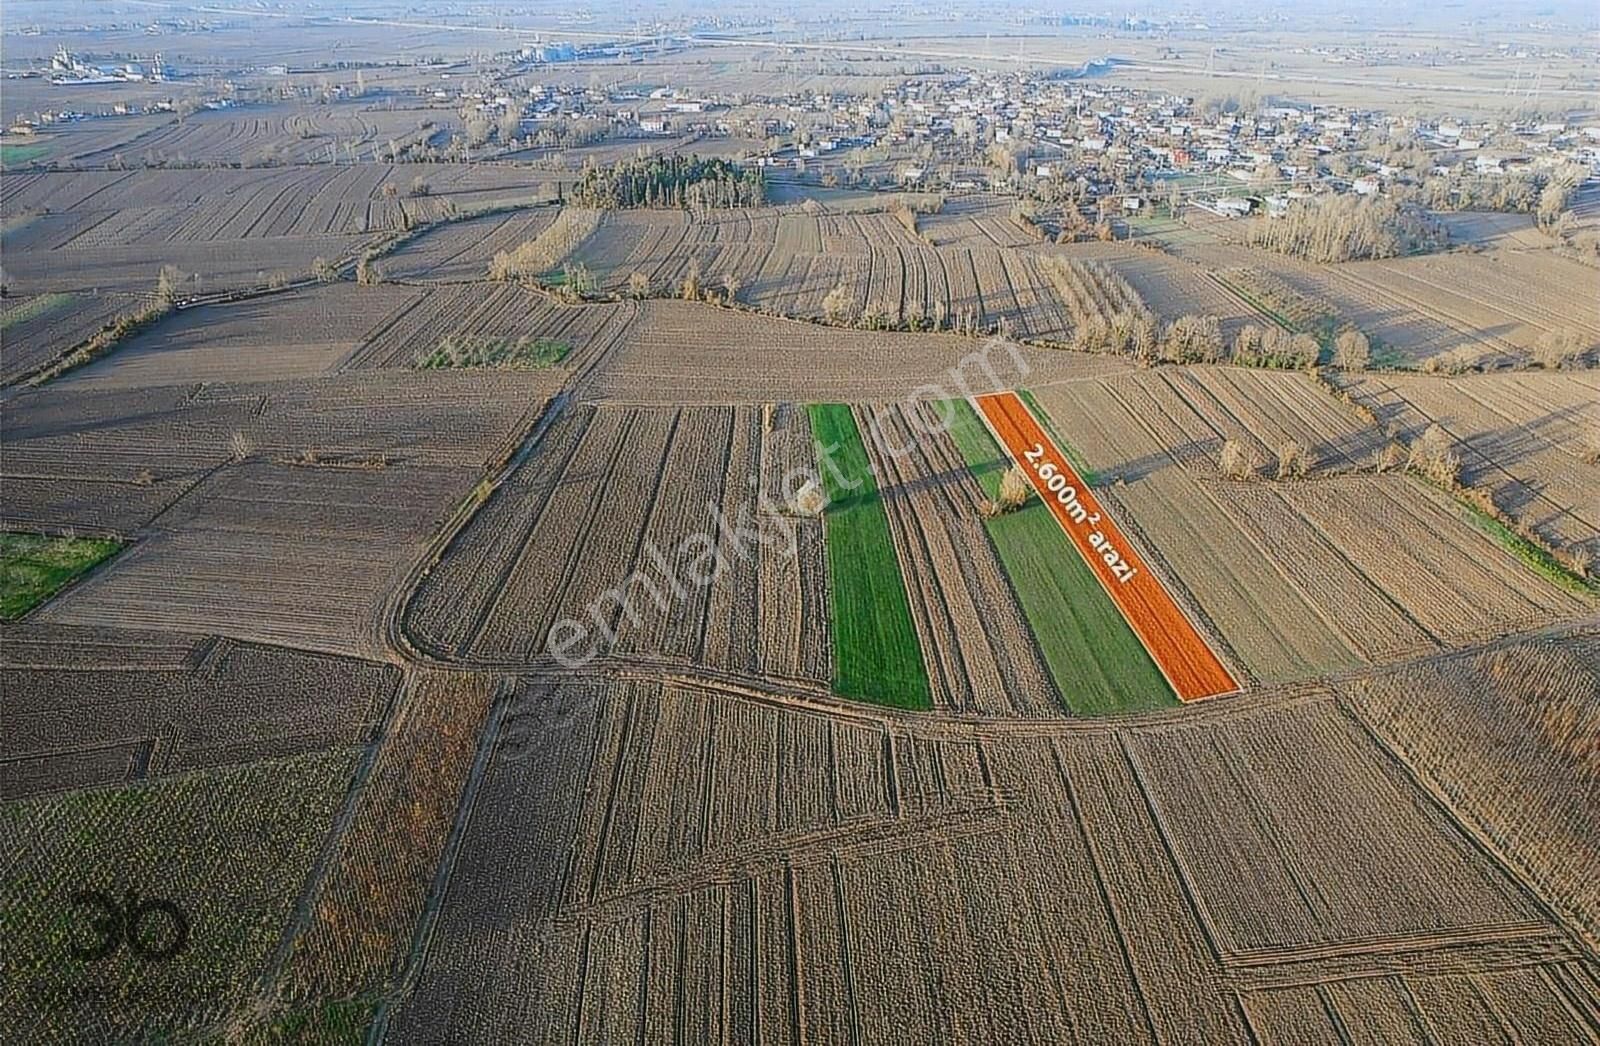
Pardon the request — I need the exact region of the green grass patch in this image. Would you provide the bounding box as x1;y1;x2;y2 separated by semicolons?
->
0;293;74;330
943;400;1176;715
241;994;380;1044
1428;481;1598;600
415;334;570;370
807;403;932;710
0;141;50;166
0;532;122;620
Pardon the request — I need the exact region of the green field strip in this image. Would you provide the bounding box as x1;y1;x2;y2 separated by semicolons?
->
806;403;933;711
0;532;122;620
944;399;1176;716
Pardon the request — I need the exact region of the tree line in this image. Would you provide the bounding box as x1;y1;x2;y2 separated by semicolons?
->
569;155;765;211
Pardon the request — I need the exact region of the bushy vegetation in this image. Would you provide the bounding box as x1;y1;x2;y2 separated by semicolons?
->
415;335;570;370
806;404;931;710
570;154;764;211
1248;195;1446;262
487;208;599;284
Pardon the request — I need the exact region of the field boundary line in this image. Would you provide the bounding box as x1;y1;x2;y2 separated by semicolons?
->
1335;695;1600;962
366;674;517;1043
264;664;412;989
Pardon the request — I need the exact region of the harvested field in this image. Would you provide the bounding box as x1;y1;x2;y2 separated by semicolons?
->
59;284;425;388
378;207;559;281
1;635;397;797
581;299;1133;403
38;461;476;657
1339;370;1600;554
975;391;1237;702
1277;474;1590;644
1330;250;1600;367
808;404;931;710
64;104;458;168
346;282;630;378
1125;698;1543;959
0;749;358;1040
1347;636;1600;950
1;291;143;385
405;403;832;681
387;677;1587;1043
0;166;547;244
569;204;1174;340
0;233;371;297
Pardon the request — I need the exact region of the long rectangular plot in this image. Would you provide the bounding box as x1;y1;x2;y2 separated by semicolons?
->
974;390;1237;701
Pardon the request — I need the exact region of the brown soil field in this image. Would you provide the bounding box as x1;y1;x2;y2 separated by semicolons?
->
377;207;559;281
1;631;398;798
1339;371;1600;554
385;676;1594;1043
570;205;1185;340
1029;374;1590;683
580;299;1133;403
1;166;548;243
1347;635;1600;951
345;282;633;377
37;461;479;658
405;402;831;679
0;291;146;385
60;284;427;389
0;233;371;297
63;103;461;168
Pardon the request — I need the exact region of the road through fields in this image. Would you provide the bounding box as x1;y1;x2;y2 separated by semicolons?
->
972;390;1240;702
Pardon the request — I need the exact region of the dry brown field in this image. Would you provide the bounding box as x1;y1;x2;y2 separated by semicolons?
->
405;402;832;680
5;29;1598;1039
1;627;398;798
580;298;1132;403
569;205;1199;341
60;284;427;388
1031;370;1592;684
385;673;1599;1043
0;291;144;384
1340;370;1600;554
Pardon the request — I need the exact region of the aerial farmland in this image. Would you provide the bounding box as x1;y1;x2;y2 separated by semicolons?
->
2;0;1598;1042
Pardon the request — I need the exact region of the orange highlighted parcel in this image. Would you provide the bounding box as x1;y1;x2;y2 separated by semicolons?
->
972;391;1240;702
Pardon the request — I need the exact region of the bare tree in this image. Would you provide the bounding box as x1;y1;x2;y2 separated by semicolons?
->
1409;424;1460;485
1532;329;1588;371
156;264;184;305
1333;329;1371;372
1373;441;1406;473
1219;439;1254;480
627;271;651;299
312;257;337;283
822;283;854;324
1275;439;1310;480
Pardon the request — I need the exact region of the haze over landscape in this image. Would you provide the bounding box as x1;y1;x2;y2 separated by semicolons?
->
1;1;1598;1042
